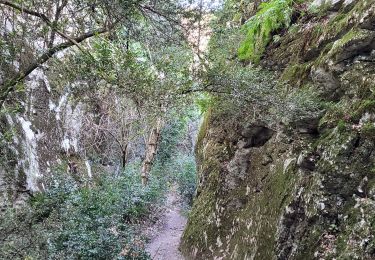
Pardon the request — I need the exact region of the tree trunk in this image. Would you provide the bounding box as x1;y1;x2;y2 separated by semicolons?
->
121;144;128;169
141;118;163;185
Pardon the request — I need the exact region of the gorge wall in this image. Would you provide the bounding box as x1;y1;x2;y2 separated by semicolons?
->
0;68;146;210
0;68;89;209
181;0;375;259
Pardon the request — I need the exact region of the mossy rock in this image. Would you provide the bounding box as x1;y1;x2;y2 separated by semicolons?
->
326;28;375;63
361;122;375;140
351;99;375;122
281;62;313;86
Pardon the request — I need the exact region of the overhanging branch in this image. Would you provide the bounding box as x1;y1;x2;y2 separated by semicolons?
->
0;0;95;57
0;28;108;107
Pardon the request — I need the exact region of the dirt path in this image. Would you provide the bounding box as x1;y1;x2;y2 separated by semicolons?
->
146;188;187;260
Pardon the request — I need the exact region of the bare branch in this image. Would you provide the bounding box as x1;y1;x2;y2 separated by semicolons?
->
0;0;48;20
0;0;96;57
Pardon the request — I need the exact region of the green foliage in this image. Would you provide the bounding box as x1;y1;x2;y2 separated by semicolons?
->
0;207;49;259
174;155;197;206
0;113;20;169
205;0;323;128
337;120;347;133
238;0;295;63
0;165;167;260
354;99;375;118
361;122;375;139
157;118;189;165
151;153;197;208
0;0;195;104
195;94;216;114
154;109;199;206
52;30;195;117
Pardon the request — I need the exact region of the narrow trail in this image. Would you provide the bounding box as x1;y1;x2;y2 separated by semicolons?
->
146;188;187;260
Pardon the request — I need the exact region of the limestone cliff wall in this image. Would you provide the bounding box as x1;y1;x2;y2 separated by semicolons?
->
181;0;375;259
0;68;89;209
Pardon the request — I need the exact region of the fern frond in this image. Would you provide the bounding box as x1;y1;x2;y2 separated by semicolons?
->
238;0;295;63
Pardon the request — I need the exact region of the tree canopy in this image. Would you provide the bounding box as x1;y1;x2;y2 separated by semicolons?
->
0;0;199;106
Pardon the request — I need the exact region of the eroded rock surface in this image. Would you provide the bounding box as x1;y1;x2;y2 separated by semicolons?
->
181;0;375;259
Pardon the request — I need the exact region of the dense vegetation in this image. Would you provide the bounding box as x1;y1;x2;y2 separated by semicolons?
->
0;108;198;259
2;0;374;259
0;3;318;256
0;1;200;257
1;166;161;259
204;0;322;128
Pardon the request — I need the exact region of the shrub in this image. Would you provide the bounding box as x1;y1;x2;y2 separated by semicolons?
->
154;112;199;207
162;154;197;207
175;155;197;206
0;207;49;260
0;163;166;260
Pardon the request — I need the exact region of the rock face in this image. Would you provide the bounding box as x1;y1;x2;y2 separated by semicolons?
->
181;0;375;259
0;68;88;210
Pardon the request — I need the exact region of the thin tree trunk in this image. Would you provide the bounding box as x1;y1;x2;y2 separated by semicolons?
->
141;118;163;186
121;144;128;169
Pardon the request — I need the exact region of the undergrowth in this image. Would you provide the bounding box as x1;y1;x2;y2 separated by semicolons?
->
0;107;200;260
156;110;199;209
0;163;166;260
168;154;197;208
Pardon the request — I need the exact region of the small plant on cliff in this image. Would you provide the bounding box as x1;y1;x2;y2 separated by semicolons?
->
238;0;295;63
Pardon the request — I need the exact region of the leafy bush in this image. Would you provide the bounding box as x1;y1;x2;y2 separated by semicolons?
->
153;112;198;207
174;155;197;206
196;94;216;114
0;164;166;260
0;207;49;259
157;119;188;165
238;0;295;63
152;154;196;208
